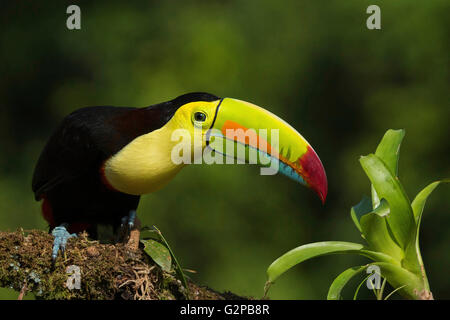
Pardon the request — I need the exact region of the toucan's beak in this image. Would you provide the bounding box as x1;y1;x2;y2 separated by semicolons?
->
206;98;327;203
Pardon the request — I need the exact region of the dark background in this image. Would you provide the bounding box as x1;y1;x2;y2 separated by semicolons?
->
0;1;448;299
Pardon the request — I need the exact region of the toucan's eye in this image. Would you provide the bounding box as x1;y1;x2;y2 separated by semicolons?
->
194;112;207;122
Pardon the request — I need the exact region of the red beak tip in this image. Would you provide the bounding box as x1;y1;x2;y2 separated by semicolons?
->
300;146;328;205
319;192;327;205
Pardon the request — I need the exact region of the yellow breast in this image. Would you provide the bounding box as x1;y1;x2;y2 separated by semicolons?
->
103;121;187;195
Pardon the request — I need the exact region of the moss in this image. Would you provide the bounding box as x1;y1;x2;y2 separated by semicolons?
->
0;229;247;300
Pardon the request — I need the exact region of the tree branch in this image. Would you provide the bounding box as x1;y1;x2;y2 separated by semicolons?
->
0;229;245;300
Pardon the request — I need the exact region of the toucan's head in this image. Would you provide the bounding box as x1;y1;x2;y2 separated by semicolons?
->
164;92;328;203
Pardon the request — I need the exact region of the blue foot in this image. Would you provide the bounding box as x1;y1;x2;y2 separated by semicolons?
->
121;210;137;230
51;224;77;261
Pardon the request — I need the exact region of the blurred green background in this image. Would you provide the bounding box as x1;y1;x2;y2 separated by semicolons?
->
0;0;448;299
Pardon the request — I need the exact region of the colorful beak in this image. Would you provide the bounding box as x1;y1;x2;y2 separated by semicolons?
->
206;98;327;203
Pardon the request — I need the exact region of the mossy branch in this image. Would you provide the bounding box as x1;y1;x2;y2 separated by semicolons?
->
0;229;244;300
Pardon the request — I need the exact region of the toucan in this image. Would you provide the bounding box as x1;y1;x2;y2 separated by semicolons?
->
32;92;327;260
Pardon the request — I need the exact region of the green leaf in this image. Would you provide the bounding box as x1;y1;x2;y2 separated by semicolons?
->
384;284;407;300
372;262;424;299
350;196;372;232
360;199;403;261
374;129;405;176
267;242;364;283
328;262;424;300
371;129;405;208
412;179;449;224
359;249;400;265
411;180;449;261
351;197;402;261
266;241;395;283
354;273;373;300
153;226;190;298
327;266;367;300
360;154;415;248
141;239;172;272
371;198;390;217
405;179;449;290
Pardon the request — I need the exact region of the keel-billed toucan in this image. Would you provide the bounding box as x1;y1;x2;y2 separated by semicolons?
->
32;92;327;260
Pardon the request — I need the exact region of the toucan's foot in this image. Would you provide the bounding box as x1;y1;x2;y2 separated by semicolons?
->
122;210;137;231
117;210;137;242
117;211;140;250
51;224;77;261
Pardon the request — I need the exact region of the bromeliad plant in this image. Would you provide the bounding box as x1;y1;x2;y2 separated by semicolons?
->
264;129;448;300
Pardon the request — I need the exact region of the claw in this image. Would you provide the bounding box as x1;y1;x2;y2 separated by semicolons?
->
120;216;128;227
128;210;136;229
117;210;137;242
51;224;77;261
